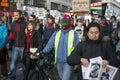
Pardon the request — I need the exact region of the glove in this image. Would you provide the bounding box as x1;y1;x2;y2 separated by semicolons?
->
103;36;110;42
81;36;86;41
39;51;45;59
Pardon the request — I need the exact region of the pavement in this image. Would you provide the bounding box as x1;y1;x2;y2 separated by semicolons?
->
3;49;120;80
7;50;24;80
7;50;60;80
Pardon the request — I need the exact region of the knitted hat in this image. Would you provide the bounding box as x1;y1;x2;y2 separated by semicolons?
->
61;14;72;30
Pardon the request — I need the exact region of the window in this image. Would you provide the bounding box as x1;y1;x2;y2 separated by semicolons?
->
61;5;68;12
51;2;59;10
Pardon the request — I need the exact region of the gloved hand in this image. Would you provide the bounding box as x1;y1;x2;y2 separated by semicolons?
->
39;51;45;59
30;54;38;59
73;65;79;73
103;36;110;42
81;36;86;41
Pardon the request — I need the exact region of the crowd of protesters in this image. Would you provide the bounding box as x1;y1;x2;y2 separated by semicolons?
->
0;9;120;80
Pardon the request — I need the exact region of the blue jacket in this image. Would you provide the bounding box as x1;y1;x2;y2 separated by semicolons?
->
0;23;8;48
43;28;79;63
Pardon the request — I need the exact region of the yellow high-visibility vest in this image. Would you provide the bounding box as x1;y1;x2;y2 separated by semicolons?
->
54;30;74;63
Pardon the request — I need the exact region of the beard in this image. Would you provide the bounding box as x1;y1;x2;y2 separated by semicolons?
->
14;17;22;22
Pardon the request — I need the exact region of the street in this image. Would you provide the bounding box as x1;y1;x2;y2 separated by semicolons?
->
0;47;119;80
7;50;60;80
7;50;24;80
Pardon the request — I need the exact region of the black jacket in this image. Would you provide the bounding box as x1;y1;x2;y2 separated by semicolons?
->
67;37;119;67
11;18;27;47
29;30;43;53
100;25;111;37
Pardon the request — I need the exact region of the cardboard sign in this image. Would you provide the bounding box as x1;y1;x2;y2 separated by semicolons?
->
72;0;90;12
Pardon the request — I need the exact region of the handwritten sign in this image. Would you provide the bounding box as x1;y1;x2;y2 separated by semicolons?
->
72;0;90;12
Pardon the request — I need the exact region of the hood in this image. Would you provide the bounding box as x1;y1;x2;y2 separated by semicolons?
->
61;14;72;30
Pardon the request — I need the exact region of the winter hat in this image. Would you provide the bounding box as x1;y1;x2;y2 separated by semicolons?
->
61;14;72;30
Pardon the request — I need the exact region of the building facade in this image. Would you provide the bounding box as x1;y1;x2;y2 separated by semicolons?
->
24;0;72;12
102;0;120;16
91;0;102;16
46;0;72;12
10;0;24;10
24;0;46;8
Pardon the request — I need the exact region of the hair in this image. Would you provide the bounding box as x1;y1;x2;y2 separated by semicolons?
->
47;15;55;22
111;16;116;21
14;10;23;15
27;21;36;30
87;22;100;33
101;16;106;20
14;10;25;21
76;19;83;22
30;15;36;19
39;19;43;23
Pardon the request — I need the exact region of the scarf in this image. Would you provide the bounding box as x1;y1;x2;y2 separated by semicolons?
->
46;22;55;28
25;30;32;53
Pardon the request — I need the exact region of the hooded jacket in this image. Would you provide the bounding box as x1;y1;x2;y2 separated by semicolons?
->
43;28;79;63
67;36;119;67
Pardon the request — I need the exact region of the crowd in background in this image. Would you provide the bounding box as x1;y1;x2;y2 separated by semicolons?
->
0;9;120;80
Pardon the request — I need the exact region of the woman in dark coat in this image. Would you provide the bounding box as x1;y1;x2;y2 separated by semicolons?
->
24;21;43;80
67;22;119;80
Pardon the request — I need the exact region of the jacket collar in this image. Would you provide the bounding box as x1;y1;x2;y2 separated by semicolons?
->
30;30;37;38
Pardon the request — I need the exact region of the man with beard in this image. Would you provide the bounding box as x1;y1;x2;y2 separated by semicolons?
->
8;10;27;80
